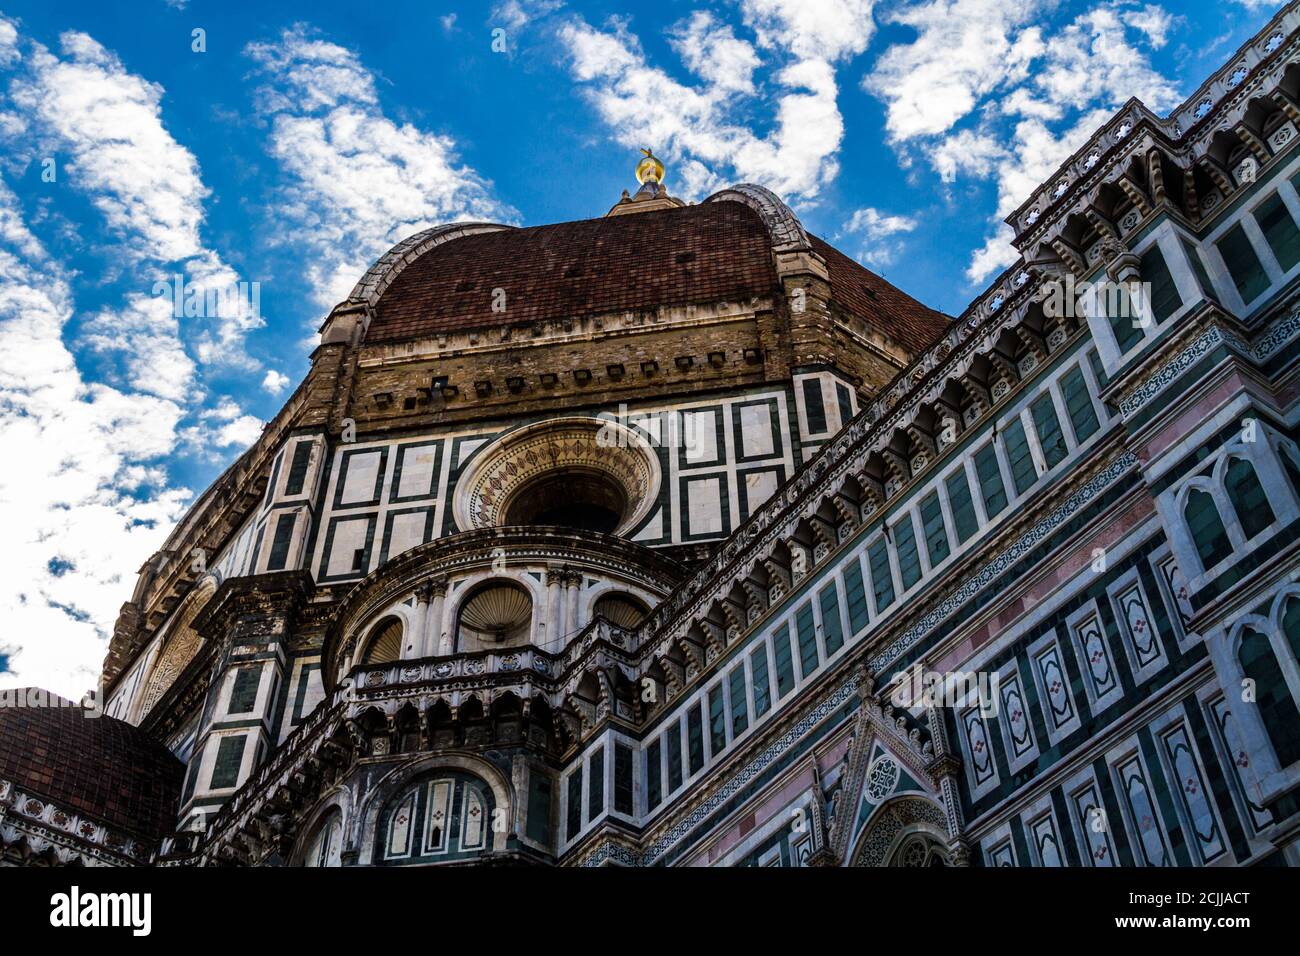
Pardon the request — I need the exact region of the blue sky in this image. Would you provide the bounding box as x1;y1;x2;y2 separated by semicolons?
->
0;0;1286;696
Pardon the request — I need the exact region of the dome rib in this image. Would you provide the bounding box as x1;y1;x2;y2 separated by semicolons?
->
347;222;515;310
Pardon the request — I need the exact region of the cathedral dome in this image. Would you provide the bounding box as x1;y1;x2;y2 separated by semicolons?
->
340;183;949;352
361;201;778;343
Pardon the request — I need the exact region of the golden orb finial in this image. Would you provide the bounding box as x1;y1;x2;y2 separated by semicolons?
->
635;148;665;185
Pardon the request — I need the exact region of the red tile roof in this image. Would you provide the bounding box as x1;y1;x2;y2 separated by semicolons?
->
366;201;776;342
0;691;184;841
363;199;949;352
811;235;951;353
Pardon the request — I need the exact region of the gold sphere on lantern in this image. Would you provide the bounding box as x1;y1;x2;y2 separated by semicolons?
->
635;148;665;185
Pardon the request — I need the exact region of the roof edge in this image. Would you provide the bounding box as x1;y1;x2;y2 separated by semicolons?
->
704;183;812;253
347;222;516;310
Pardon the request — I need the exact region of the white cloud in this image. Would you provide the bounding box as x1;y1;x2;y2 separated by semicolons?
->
246;25;516;311
930;130;1007;182
1025;8;1178;118
4;31;262;376
82;293;196;402
262;369;291;394
0;16;19;67
845;207;917;236
670;11;760;95
216;415;264;449
864;0;1044;141
965;225;1020;285
843;206;918;266
0;173;191;698
177;397;265;459
492;0;565;33
0;24;277;699
741;0;877;62
1123;4;1175;49
559;1;876;200
863;0;1184;284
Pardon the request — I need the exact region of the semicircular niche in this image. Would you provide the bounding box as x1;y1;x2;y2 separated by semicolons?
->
592;592;650;628
360;618;404;666
456;581;533;651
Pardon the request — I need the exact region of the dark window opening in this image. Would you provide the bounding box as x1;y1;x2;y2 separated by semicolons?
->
504;471;626;534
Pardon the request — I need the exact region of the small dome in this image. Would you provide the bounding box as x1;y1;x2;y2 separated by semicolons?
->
0;690;184;841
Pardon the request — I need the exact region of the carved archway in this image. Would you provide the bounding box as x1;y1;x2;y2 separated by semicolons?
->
851;795;950;867
137;575;218;718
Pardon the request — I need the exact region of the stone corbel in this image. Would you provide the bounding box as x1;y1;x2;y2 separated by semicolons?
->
1271;87;1300;124
1103;241;1141;285
1117;175;1153;216
1234;123;1272;165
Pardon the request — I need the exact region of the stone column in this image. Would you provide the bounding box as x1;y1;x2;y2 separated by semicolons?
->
564;569;581;639
406;582;430;659
424;577;449;657
544;567;563;652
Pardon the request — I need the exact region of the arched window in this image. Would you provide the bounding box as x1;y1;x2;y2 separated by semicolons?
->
303;812;342;867
379;772;495;864
1279;443;1300;501
1183;489;1232;571
360;618;403;666
1284;597;1300;664
1238;627;1300;767
592;592;650;629
1224;457;1274;539
505;471;628;534
888;833;950;867
456;581;532;652
138;576;218;719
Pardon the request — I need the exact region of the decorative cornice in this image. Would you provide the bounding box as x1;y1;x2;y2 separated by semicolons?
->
0;777;151;866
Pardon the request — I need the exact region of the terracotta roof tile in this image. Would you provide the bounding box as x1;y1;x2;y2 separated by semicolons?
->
0;691;184;840
810;234;951;353
367;202;776;342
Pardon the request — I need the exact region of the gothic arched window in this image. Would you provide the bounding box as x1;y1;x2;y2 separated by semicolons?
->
889;833;950;867
1278;442;1300;501
1284;598;1300;663
379;772;495;864
1238;627;1300;767
1224;457;1274;539
1183;488;1232;571
303;811;342;867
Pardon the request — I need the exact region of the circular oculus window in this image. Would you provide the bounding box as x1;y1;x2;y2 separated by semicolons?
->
453;416;661;536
